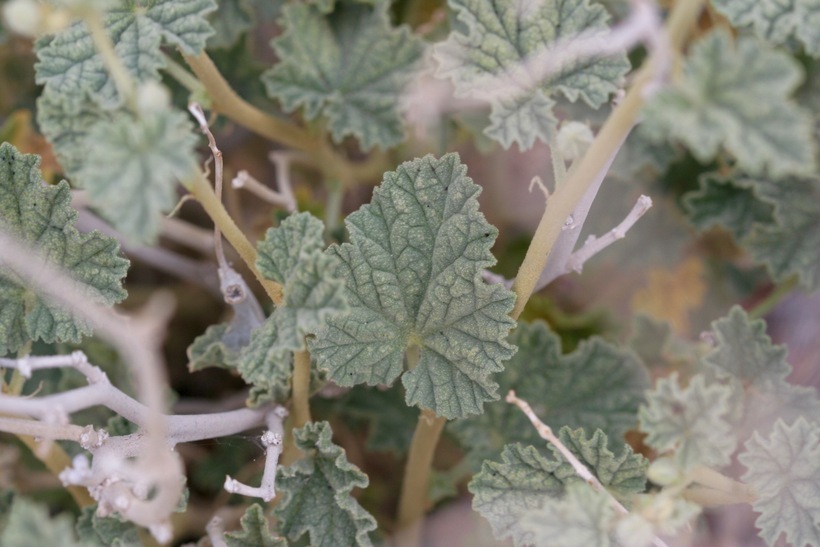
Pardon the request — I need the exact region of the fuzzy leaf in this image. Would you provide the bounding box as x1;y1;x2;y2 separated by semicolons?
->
225;504;287;547
433;0;629;150
451;321;649;464
274;421;376;546
739;418;820;547
639;374;736;471
520;483;616;547
311;154;516;419
712;0;820;56
684;174;775;239
35;0;217;106
74;108;198;244
235;317;294;405
207;0;254;49
0;498;83;547
0;143;128;355
262;1;423;150
643;29;815;178
75;507;140;547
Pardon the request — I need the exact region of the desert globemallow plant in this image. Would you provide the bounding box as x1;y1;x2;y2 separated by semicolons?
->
0;0;818;545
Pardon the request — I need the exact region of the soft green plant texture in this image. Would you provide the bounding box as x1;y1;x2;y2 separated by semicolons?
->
75;506;140;547
225;504;287;547
711;0;820;55
0;497;84;547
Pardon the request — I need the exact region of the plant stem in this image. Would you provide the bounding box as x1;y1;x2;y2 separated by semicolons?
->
510;0;705;319
184;173;284;306
291;350;312;428
162;54;205;95
748;276;799;319
81;10;136;111
396;409;446;544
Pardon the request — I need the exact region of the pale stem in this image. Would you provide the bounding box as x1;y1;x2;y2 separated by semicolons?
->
688;465;756;502
682;486;755;507
160;217;215;254
224;407;288;502
506;390;669;547
269;151;299;213
81;10;136;110
206;516;229;547
232;171;296;211
511;0;705;319
291;350;312;428
161;54;205;95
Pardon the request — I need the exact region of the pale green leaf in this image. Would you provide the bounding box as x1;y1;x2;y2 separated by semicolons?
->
75;506;140;547
74;108;198;244
0;497;83;547
225;504;287;547
187;323;242;371
521;483;616;547
257;212;325;286
433;0;629;150
311;154;516;419
207;0;254;49
35;0;217;106
235;317;294;405
274;421;376;546
0;143;128;355
712;0;820;56
642;29;815;178
451;321;649;464
333;384;419;454
262;1;423;150
684;174;775;239
639;374;736;471
739;418;820;547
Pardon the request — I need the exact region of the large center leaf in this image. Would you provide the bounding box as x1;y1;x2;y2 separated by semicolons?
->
311;153;516;419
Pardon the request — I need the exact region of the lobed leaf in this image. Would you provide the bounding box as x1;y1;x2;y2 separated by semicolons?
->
311;153;517;419
642;29;815;179
433;0;629;149
75;506;140;547
712;0;820;56
0;143;128;355
262;1;423;150
0;497;83;547
684;174;775;240
739;418;820;547
224;504;287;547
274;421;376;546
207;0;254;49
520;483;616;547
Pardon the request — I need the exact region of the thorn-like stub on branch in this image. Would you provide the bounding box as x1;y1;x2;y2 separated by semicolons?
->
79;425;109;450
149;521;173;544
16;356;31;378
261;430;283;448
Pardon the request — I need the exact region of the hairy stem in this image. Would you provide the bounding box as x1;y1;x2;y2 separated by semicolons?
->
184;173;284;306
291;350;312;428
510;0;705;319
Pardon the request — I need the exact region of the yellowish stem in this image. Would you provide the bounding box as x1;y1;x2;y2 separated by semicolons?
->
291;350;312;429
82;10;136;110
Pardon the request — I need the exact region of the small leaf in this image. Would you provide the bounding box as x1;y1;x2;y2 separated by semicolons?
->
311;153;516;419
207;0;254;49
433;0;629;149
739;418;820;547
712;0;820;56
262;1;424;150
235;317;294;405
684;174;775;239
0;143;129;355
520;483;616;547
225;504;287;547
642;29;815;179
274;421;376;546
75;506;140;547
74;108;199;244
451;321;649;465
639;374;736;472
35;0;217;106
0;497;83;547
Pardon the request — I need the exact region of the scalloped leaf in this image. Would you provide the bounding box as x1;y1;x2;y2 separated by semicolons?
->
684;174;775;239
712;0;820;56
639;374;736;472
74;108;198;244
642;29;816;179
739;418;820;547
450;321;649;465
0;497;83;547
207;0;254;49
311;154;516;419
75;506;140;547
35;0;217;107
225;504;287;547
520;483;616;547
262;1;423;150
433;0;630;150
274;421;376;546
0;143;128;355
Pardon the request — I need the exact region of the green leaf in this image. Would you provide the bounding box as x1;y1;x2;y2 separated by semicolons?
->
433;0;629;150
739;418;820;547
684;174;775;239
75;506;140;547
235;318;294;405
207;0;254;49
451;321;649;464
639;374;736;472
0;497;83;547
35;0;217;107
642;29;816;179
334;384;420;454
262;1;423;151
74;108;198;244
225;504;287;547
188;323;242;371
520;483;616;547
310;154;517;419
274;421;376;546
712;0;820;56
470;428;646;545
0;143;129;355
